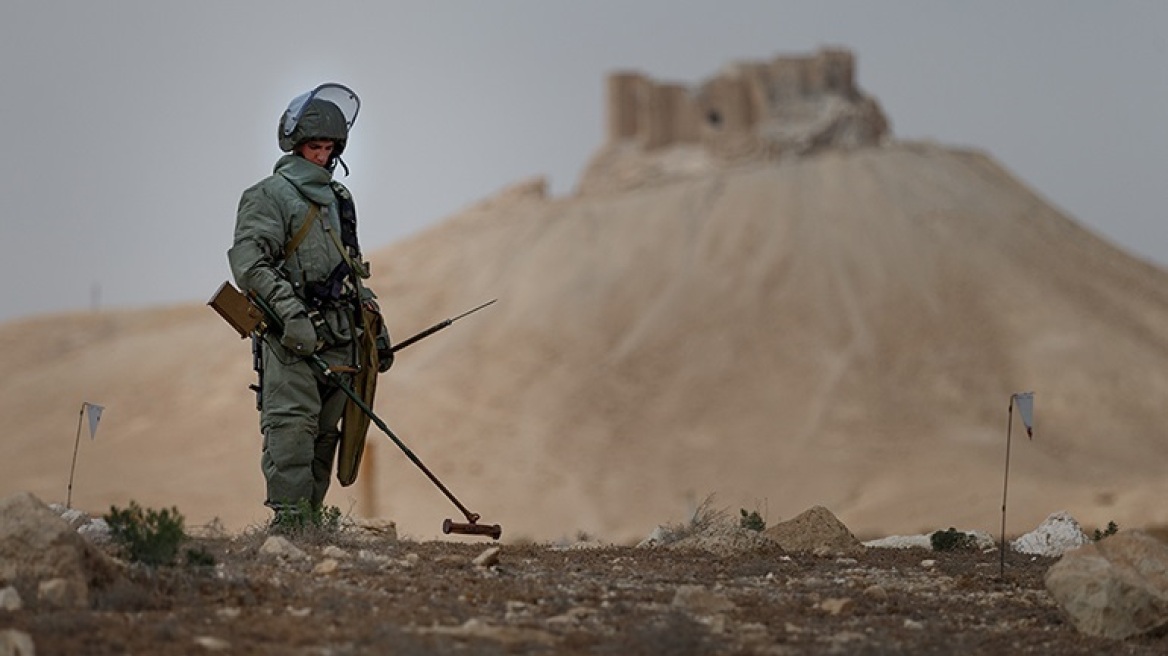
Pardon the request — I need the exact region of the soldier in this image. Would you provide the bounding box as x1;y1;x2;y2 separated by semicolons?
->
228;83;392;528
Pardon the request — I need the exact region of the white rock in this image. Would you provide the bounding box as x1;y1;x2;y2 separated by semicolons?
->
863;534;932;550
864;529;996;551
77;518;112;545
636;525;670;547
1012;511;1090;557
313;558;339;575
193;635;231;651
473;547;501;568
59;508;90;529
348;517;398;541
818;598;853;615
258;536;307;560
0;587;22;611
0;629;35;656
38;577;81;609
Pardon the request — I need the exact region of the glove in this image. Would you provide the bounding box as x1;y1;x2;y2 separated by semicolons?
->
280;313;319;355
376;327;394;373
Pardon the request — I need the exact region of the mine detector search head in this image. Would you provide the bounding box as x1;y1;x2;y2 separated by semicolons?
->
443;517;502;540
207;280;502;540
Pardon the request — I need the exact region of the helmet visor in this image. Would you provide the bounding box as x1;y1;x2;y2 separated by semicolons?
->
281;83;360;138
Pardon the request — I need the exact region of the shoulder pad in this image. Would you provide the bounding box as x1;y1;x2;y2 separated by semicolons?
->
330;181;352;201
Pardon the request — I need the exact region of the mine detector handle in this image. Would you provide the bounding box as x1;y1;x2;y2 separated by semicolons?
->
207;281;499;536
391;299;496;353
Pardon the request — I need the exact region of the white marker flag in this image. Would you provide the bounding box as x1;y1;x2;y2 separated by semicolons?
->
1013;392;1034;438
85;403;105;439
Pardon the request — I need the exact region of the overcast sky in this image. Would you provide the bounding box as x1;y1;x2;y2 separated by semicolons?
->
1;1;1165;322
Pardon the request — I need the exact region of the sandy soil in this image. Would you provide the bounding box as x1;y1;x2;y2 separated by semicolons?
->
5;142;1168;547
3;527;1166;656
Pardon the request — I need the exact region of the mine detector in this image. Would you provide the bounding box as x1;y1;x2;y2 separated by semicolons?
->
209;280;501;540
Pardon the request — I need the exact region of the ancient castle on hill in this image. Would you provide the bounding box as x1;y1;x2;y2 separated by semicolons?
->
577;48;890;194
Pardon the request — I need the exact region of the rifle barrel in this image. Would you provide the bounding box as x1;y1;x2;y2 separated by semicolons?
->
390;299;496;353
450;299;497;322
390;320;450;353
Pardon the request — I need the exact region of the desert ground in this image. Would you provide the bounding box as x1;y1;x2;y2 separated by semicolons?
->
4;523;1167;656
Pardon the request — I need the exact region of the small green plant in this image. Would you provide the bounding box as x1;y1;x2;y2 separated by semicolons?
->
270;500;343;537
930;527;977;552
739;508;766;532
1092;521;1119;541
104;501;186;566
184;546;216;567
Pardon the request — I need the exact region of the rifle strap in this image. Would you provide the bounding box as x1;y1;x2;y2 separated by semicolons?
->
284;203;321;257
323;222;365;280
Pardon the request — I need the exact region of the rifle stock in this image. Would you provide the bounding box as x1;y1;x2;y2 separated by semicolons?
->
207;281;266;338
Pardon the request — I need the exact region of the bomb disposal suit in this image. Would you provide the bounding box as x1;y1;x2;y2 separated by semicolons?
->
228;84;391;519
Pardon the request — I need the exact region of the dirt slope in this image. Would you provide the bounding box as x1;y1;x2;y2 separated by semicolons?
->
4;142;1168;543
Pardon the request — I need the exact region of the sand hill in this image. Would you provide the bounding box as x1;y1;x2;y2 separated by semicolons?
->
4;54;1168;544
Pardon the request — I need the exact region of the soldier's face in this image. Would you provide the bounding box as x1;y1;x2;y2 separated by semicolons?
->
297;140;335;167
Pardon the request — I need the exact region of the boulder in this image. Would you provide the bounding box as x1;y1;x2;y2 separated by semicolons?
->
0;491;121;609
1044;530;1168;639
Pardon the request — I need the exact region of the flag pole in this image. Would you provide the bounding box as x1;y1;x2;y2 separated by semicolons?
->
67;402;87;509
999;394;1016;579
999;389;1018;574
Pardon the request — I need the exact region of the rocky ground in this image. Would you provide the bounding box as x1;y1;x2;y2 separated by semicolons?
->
3;521;1167;656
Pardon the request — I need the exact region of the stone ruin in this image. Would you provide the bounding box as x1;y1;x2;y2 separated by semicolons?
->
577;48;890;195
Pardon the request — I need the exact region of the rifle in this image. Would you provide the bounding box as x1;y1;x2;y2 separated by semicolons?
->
248;335;263;411
207;281;502;540
207;280;495;354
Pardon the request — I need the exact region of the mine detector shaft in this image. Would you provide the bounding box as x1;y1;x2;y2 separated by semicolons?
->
209;280;501;540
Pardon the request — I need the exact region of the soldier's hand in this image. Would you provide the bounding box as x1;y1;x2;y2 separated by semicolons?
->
375;324;393;372
281;314;319;355
377;343;394;373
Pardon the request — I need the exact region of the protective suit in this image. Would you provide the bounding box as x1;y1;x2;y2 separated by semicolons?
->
228;84;389;519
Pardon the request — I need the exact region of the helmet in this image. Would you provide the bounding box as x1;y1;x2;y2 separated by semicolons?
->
277;83;361;157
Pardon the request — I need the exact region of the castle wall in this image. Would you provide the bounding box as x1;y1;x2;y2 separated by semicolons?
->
694;75;757;135
606;72;645;141
605;48;874;152
582;48;889;194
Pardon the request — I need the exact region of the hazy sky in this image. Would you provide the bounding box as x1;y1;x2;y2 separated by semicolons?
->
2;1;1165;322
